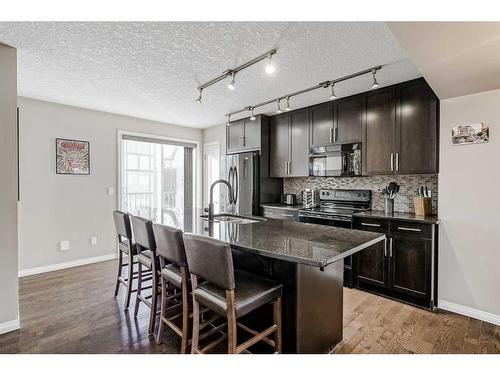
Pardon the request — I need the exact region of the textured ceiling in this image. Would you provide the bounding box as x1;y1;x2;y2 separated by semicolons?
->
0;22;421;128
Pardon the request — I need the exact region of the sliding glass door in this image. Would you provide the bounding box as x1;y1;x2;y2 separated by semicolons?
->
120;133;195;231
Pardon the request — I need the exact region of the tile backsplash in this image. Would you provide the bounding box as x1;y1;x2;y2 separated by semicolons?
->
284;174;438;215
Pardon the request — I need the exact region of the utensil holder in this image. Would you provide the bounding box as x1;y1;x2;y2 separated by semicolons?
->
414;197;432;216
384;197;394;215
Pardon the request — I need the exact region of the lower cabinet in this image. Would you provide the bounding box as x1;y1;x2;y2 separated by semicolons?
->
352;217;437;309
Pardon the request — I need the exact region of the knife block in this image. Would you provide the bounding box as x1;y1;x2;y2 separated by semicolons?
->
414;197;432;216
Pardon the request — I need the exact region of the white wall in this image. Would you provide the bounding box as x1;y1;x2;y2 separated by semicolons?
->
0;44;19;333
18;97;203;273
438;89;500;324
202;124;226;207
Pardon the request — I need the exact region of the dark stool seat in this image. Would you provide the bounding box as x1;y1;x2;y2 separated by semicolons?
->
194;270;281;318
161;263;182;288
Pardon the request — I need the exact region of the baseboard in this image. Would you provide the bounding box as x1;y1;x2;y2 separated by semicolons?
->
438;300;500;326
0;318;20;335
18;253;117;278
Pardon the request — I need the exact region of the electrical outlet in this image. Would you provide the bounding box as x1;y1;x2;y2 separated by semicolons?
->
90;236;98;246
107;187;114;196
60;240;70;251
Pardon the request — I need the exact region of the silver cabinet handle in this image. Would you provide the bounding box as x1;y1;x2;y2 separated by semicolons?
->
284;162;287;176
389;238;393;257
384;237;387;257
390;153;394;172
287;161;291;175
333;126;338;143
329;128;333;143
395;152;399;172
397;226;422;232
361;222;381;227
281;213;294;217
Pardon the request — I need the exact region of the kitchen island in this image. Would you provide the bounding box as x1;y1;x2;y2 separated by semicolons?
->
192;216;385;353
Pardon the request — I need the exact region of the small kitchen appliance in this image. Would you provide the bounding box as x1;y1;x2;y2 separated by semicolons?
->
309;143;362;177
281;193;297;206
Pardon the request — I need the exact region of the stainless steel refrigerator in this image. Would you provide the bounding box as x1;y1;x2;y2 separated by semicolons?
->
225;152;282;216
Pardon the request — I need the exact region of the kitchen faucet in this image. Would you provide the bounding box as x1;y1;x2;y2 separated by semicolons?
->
207;179;234;221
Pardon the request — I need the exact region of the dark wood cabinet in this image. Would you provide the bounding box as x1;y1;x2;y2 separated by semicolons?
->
226;115;266;154
395;80;439;174
335;95;362;144
269;109;309;178
362;87;396;175
362;78;439;176
310;102;334;147
352;216;437;310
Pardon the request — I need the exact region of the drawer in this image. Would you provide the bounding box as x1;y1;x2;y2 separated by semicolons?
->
261;207;298;221
390;221;433;239
352;217;389;233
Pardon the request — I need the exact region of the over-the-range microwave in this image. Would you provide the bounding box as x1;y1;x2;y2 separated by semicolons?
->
309;143;362;177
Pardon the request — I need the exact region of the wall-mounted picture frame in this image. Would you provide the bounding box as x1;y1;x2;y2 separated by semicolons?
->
451;123;489;145
56;138;90;175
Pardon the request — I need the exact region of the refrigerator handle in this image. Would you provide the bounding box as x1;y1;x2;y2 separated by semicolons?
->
228;166;234;204
234;166;239;205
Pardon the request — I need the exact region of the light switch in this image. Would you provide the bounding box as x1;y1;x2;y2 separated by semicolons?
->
60;240;70;251
107;187;114;196
90;236;98;246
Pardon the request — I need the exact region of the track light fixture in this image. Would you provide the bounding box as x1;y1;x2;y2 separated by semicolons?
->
227;72;236;90
265;53;276;74
196;49;277;103
276;99;282;114
330;83;337;100
195;89;203;104
371;69;380;89
225;65;382;120
250;107;256;121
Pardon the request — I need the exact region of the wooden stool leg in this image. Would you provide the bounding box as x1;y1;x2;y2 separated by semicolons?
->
180;267;189;354
156;273;167;344
190;275;200;354
273;297;282;354
134;262;142;318
114;250;123;298
124;254;134;310
226;290;237;354
148;262;158;335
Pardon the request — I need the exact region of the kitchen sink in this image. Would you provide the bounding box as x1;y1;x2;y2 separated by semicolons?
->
201;213;266;224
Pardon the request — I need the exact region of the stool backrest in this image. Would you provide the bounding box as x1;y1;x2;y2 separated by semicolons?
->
131;216;156;253
183;233;235;290
152;224;187;267
113;210;132;241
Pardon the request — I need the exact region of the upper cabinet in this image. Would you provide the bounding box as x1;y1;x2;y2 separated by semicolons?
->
226;115;268;154
363;78;439;175
310;102;334;147
270;108;310;178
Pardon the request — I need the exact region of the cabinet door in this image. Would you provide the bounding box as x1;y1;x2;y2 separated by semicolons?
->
289;108;310;177
355;240;387;288
310;102;334;147
395;79;439;174
227;120;244;153
389;235;431;300
335;95;362;144
363;87;396;175
269;113;289;178
243;118;261;150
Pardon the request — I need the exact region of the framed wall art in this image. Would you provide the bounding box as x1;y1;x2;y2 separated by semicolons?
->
56;138;90;175
451;123;489;145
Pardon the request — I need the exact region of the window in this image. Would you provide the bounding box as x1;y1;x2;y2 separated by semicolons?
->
120;133;196;231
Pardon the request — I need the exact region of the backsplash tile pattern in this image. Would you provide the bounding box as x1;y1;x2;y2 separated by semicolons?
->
284;175;438;215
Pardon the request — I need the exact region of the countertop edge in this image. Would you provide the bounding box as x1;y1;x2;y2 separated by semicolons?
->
324;233;386;267
352;212;440;224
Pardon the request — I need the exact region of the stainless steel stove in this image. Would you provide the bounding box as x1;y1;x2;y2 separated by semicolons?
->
298;189;371;228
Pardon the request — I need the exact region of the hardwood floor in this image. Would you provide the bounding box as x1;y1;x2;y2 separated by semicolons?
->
0;259;498;354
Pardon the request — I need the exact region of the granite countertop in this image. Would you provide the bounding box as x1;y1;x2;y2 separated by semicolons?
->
352;210;440;224
192;216;385;268
260;203;302;211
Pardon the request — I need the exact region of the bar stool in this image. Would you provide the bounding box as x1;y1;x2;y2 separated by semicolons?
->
112;210;137;310
131;216;160;335
183;234;282;354
152;224;190;353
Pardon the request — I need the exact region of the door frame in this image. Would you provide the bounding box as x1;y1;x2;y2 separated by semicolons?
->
202;141;220;209
117;130;201;224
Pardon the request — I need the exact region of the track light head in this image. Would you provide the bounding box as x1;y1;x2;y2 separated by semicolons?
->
285;97;291;111
371;69;380;89
330;83;337;100
276;99;282;114
250;107;256;121
265;53;276;74
195;89;203;104
227;72;236;90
